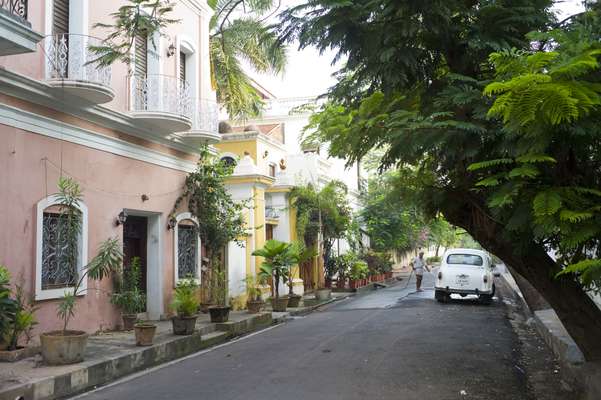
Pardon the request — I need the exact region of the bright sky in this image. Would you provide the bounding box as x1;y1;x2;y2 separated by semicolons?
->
250;0;587;99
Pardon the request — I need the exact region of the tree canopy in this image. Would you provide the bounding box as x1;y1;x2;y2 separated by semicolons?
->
280;0;601;360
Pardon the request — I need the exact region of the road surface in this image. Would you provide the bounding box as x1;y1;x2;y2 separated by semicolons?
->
75;272;570;400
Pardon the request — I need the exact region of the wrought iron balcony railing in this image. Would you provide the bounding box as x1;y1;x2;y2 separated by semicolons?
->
44;34;111;87
191;98;219;133
0;0;27;20
130;74;192;118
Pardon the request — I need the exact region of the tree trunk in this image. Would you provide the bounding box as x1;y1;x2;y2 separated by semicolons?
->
443;194;601;361
507;267;550;312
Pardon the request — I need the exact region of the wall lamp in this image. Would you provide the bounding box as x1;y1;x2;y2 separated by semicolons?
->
167;217;177;230
115;210;127;226
167;42;176;58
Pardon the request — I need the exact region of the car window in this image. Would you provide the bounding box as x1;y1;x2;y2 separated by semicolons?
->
446;254;483;266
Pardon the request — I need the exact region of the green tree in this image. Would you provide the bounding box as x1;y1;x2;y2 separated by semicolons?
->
210;0;287;120
289;181;352;281
280;1;601;360
253;240;299;299
360;170;423;254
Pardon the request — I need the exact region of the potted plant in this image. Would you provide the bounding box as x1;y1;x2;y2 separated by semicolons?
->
286;243;315;308
111;257;145;330
134;320;157;346
39;178;123;365
0;272;39;362
0;265;16;352
243;275;265;314
208;268;230;323
171;278;199;335
253;240;299;312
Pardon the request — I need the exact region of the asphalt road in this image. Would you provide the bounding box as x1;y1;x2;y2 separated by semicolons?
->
76;272;569;400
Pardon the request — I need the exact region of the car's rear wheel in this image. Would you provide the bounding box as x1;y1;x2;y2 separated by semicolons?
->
479;293;493;305
435;290;449;303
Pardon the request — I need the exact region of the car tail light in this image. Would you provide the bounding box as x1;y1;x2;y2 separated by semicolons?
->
438;271;442;280
483;275;488;283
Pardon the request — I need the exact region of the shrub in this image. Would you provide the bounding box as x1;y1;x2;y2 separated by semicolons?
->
171;279;199;317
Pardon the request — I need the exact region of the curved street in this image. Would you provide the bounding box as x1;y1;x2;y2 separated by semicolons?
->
74;272;570;400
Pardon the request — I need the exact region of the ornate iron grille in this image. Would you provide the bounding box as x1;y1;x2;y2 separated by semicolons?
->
42;212;77;290
0;0;27;20
178;224;198;279
45;34;112;86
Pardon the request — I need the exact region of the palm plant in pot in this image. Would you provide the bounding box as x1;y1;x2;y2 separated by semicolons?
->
253;240;298;312
111;257;145;330
171;278;200;335
243;274;265;314
40;178;123;365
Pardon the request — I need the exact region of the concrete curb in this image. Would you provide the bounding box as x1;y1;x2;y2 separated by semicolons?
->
0;313;273;400
500;273;601;400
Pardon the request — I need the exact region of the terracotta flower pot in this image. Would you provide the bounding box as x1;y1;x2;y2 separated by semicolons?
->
122;314;137;331
349;279;358;289
209;306;231;323
246;300;264;314
171;315;198;335
134;324;157;346
40;330;89;365
314;288;332;301
287;293;302;308
271;296;289;312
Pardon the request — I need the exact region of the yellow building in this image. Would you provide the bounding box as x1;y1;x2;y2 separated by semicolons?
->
215;128;306;307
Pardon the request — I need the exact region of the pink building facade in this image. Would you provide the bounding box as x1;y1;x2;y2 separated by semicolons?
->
0;0;219;337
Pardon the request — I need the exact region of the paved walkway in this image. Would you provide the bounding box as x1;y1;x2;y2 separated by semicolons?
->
74;272;570;400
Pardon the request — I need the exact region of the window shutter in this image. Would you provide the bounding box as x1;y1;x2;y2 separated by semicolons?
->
135;32;148;77
52;0;69;34
180;52;186;82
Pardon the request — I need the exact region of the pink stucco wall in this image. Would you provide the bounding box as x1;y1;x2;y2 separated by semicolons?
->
0;123;191;337
0;0;209;113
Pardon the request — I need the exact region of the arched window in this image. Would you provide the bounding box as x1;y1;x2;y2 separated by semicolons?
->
35;194;88;300
220;156;237;168
173;212;201;283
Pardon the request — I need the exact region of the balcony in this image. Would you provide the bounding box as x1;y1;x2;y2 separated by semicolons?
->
0;0;43;55
176;98;220;146
129;74;192;134
44;34;114;104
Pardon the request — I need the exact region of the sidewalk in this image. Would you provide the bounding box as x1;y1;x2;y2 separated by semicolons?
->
0;293;355;400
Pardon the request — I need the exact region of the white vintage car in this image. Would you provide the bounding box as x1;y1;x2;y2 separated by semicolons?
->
434;248;499;304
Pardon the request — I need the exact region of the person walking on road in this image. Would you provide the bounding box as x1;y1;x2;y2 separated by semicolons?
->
412;251;430;292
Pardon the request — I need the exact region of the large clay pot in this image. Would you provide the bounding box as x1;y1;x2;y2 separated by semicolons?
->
349;279;359;289
209;306;231;323
122;314;137;331
287;294;302;308
171;315;198;335
134;324;157;346
314;288;332;301
246;300;264;314
40;330;89;365
271;296;289;312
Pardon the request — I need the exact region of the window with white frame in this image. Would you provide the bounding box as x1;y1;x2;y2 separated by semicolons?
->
173;213;201;283
35;195;88;300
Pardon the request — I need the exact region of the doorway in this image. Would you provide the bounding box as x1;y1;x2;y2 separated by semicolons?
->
123;216;148;295
122;211;164;320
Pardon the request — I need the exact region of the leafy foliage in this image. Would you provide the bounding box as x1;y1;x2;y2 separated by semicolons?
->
289;181;352;280
53;178;123;333
210;0;287;119
0;266;16;345
111;257;145;315
171;279;199;317
89;0;179;67
5;282;38;351
253;240;299;299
